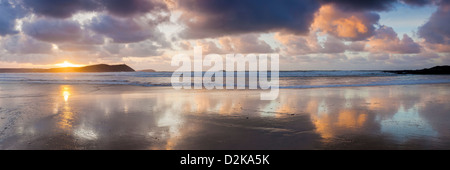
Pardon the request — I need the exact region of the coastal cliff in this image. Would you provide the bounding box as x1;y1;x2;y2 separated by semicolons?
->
384;65;450;75
0;64;135;73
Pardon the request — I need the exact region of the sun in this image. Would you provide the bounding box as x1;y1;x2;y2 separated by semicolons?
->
55;61;85;67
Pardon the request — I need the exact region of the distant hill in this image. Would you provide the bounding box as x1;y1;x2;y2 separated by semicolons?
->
0;64;135;73
384;65;450;75
138;69;156;72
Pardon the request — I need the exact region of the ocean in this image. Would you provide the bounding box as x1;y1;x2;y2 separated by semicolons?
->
1;71;450;89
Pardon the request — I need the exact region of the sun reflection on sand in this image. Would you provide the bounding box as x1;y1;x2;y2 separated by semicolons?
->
58;85;74;130
63;88;70;102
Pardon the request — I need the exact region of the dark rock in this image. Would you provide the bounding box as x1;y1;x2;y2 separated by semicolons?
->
384;65;450;75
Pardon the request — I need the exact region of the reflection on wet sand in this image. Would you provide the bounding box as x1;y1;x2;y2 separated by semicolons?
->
0;83;449;149
57;85;74;130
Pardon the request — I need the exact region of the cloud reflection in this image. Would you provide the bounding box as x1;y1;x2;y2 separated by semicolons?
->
3;84;449;149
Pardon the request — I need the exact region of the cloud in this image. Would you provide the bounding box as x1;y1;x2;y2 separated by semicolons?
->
1;34;53;54
366;51;442;69
347;41;366;52
193;34;276;54
274;31;366;55
99;0;168;17
87;15;165;44
418;1;450;52
0;1;27;36
368;26;421;54
194;40;226;54
312;4;380;41
275;22;422;56
401;0;433;6
22;0;168;18
57;44;100;52
176;41;192;51
22;18;83;42
319;0;398;11
0;51;60;65
102;42;123;55
53;29;105;51
274;32;321;55
220;34;276;53
77;31;105;45
22;0;100;18
21;18;105;52
286;53;349;66
123;40;164;57
320;35;348;53
176;0;320;39
100;40;164;58
0;0;447;69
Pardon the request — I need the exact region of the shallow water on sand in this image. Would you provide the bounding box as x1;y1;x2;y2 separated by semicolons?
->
0;83;449;149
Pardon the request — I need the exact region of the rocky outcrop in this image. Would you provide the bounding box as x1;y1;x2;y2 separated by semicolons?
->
0;64;135;73
384;66;450;75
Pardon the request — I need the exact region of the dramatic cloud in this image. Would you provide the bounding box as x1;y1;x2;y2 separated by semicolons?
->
194;40;226;54
21;17;107;53
193;34;275;54
0;0;448;69
99;40;164;58
368;26;421;54
320;35;348;53
418;1;450;52
76;31;105;45
22;0;167;18
312;4;380;41
401;0;434;6
176;0;320;39
57;44;100;52
88;15;165;44
347;41;366;52
275;31;363;55
284;53;349;68
22;18;83;43
100;0;168;17
123;41;164;57
366;52;441;67
220;34;276;54
102;42;123;55
22;0;99;18
274;32;321;55
0;1;27;36
1;34;53;54
319;0;397;11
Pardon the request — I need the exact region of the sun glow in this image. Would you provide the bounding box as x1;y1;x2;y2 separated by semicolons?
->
62;86;71;102
55;61;85;67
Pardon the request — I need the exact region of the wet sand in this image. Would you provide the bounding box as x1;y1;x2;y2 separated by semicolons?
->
0;83;449;149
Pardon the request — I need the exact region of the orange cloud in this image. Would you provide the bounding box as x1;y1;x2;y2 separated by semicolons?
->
333;16;368;38
311;4;379;40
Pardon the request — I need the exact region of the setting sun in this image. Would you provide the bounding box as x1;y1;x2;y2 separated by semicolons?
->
55;61;85;68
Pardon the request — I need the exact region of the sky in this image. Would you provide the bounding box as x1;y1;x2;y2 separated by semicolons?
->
0;0;449;70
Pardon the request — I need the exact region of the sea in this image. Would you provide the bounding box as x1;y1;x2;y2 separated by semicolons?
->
0;71;450;89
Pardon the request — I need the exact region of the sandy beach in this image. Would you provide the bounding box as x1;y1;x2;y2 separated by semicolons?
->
0;82;449;149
